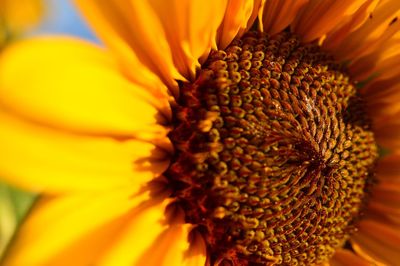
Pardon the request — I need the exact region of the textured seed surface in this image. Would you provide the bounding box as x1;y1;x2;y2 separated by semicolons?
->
167;31;378;265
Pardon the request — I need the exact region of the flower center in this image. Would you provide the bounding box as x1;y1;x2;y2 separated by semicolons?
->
166;31;378;265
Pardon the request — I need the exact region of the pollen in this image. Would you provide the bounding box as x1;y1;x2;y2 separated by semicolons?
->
166;31;378;265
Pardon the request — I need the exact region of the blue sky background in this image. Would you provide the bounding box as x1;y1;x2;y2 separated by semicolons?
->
33;0;98;42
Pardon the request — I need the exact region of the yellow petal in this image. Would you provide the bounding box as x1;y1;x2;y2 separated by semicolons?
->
351;219;400;266
261;0;309;35
97;201;184;265
292;0;367;42
76;0;234;82
0;37;171;137
0;110;170;193
217;0;254;49
99;202;203;266
75;0;189;95
329;249;371;266
1;186;168;266
144;0;228;79
183;229;208;266
237;0;266;38
132;224;192;266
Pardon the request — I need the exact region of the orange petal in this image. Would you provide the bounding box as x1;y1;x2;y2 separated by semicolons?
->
351;219;400;266
362;73;400;100
1;186;170;266
292;0;366;42
322;0;379;52
362;210;400;230
372;114;400;150
217;0;255;49
261;0;309;35
0;0;44;33
363;80;400;144
368;182;400;215
329;249;371;266
0;110;170;193
350;31;400;82
327;0;400;61
0;37;172;136
375;151;400;178
366;92;400;119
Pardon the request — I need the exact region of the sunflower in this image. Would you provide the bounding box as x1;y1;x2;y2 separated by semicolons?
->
0;0;44;47
0;0;400;265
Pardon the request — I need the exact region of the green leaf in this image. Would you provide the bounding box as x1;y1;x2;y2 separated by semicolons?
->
0;181;36;257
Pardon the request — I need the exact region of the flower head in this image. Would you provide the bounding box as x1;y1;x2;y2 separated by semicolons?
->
0;0;400;265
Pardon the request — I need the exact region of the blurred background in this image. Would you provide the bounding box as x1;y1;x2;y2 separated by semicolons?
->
0;0;97;256
29;0;96;40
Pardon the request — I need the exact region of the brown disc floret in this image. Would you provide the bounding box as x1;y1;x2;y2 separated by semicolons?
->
166;31;378;266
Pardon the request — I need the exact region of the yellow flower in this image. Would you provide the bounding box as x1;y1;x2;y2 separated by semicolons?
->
0;0;400;265
0;0;44;46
